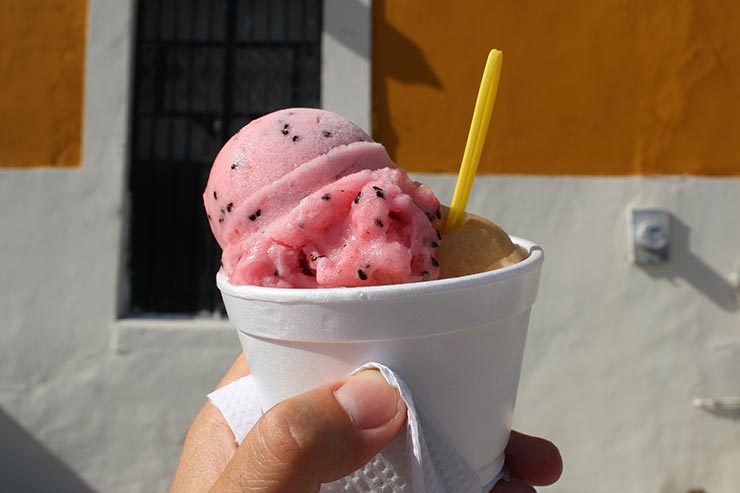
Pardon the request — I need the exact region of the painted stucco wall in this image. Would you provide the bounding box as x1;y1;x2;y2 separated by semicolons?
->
1;1;739;492
0;0;87;168
374;0;740;176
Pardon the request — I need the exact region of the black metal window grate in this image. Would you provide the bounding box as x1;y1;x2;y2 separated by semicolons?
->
128;0;323;315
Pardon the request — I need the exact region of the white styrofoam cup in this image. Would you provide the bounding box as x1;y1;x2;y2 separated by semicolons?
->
217;237;544;485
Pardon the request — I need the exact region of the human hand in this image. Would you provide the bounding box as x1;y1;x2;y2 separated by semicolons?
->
170;355;562;492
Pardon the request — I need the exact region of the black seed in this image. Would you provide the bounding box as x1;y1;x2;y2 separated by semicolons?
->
354;192;362;204
426;212;434;222
281;129;289;135
255;209;261;217
292;135;300;142
227;202;233;212
322;130;332;137
321;194;331;201
274;269;279;276
431;257;439;267
375;190;385;199
436;229;442;240
357;269;368;281
231;163;238;170
220;208;225;214
372;186;383;191
299;251;315;277
435;208;442;220
421;270;430;279
375;218;384;228
248;214;256;221
283;123;289;129
430;241;439;248
207;214;212;221
218;217;224;224
213;191;217;200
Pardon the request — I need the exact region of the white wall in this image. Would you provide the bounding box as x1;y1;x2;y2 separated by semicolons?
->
1;0;739;492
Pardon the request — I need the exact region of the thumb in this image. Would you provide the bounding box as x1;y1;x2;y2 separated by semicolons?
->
211;370;407;492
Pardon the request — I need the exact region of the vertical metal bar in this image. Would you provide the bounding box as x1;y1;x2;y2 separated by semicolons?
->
153;0;165;115
163;0;179;303
263;0;273;110
222;0;236;145
144;0;167;309
167;0;179;163
247;0;258;118
250;0;257;42
211;0;237;312
184;0;198;307
290;0;306;106
282;0;289;44
150;0;165;156
185;0;196;163
266;0;272;42
205;0;215;113
203;0;217;313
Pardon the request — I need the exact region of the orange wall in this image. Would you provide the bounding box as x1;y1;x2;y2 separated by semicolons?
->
373;0;740;175
0;0;87;168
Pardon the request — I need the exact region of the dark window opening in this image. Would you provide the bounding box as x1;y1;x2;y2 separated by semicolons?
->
128;0;323;315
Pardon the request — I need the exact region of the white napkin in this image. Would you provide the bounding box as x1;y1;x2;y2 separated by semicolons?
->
208;362;505;492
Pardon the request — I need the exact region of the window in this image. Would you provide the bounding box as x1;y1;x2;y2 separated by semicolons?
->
128;0;323;314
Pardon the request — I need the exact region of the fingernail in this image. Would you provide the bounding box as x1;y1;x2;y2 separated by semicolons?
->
335;370;403;429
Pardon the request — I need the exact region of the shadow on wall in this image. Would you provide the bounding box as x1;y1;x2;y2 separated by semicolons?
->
371;0;443;155
698;406;740;421
640;215;738;313
0;407;94;493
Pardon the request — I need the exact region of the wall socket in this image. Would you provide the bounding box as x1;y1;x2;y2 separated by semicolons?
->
628;209;671;264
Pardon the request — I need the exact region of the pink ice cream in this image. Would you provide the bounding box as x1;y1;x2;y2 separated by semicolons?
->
204;108;442;288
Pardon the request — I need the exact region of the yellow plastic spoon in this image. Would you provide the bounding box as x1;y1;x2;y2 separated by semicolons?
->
444;49;503;232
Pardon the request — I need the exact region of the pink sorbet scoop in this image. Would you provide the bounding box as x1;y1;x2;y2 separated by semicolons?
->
204;108;442;288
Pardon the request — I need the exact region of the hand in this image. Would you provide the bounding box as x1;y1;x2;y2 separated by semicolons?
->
170;355;562;492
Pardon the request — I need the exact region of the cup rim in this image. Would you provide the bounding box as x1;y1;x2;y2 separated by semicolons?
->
217;236;543;302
